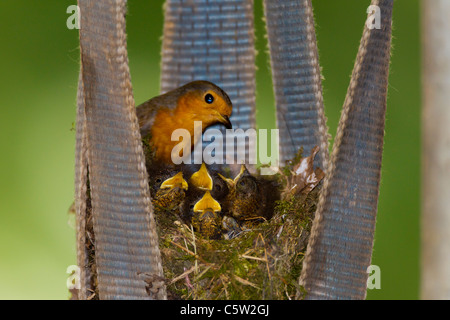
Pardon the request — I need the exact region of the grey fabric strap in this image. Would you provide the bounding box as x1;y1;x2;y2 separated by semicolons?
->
300;0;393;299
161;0;256;167
263;0;329;170
76;0;166;300
74;73;91;300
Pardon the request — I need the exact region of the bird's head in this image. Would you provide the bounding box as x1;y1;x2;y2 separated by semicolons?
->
150;170;188;192
175;81;233;129
150;170;188;212
234;165;258;195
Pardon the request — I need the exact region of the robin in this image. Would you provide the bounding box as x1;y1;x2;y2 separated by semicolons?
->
136;81;233;164
210;170;232;215
181;163;231;222
191;191;223;239
189;163;231;210
228;165;261;223
220;165;279;228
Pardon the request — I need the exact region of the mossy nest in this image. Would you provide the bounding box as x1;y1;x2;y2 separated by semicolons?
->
74;143;324;300
157;187;319;300
150;147;324;300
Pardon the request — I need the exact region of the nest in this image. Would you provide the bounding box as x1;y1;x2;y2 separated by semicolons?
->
73;142;323;300
150;146;324;300
158;188;319;300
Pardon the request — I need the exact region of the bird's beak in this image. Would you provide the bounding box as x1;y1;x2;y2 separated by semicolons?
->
189;163;213;190
233;164;247;183
219;115;232;129
160;172;189;190
218;173;235;188
193;191;222;212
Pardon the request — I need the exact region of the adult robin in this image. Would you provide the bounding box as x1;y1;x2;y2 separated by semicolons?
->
136;81;233;164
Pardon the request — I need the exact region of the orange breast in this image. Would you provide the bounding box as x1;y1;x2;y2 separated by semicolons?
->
149;95;221;163
150;108;195;163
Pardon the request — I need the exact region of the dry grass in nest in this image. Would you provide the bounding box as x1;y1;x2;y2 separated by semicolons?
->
156;147;323;300
71;143;323;300
157;187;320;300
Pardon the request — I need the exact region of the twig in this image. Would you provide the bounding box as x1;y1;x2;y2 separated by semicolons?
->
170;265;197;284
240;254;268;262
234;275;261;290
168;240;212;267
190;225;198;274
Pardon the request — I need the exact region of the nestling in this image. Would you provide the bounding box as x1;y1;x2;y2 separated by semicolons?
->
191;191;223;240
219;165;280;228
149;167;189;213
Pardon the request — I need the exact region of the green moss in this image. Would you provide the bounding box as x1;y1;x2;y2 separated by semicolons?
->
140;139;320;299
79;138;319;300
157;180;320;300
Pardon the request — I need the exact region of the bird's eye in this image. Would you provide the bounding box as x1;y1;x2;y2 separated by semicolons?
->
156;178;162;183
205;93;214;104
215;184;222;192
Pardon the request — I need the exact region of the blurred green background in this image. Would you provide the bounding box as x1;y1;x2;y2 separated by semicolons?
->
0;0;420;299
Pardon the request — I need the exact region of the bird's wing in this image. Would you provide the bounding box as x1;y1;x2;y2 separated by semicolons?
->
136;92;177;137
135;99;160;137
